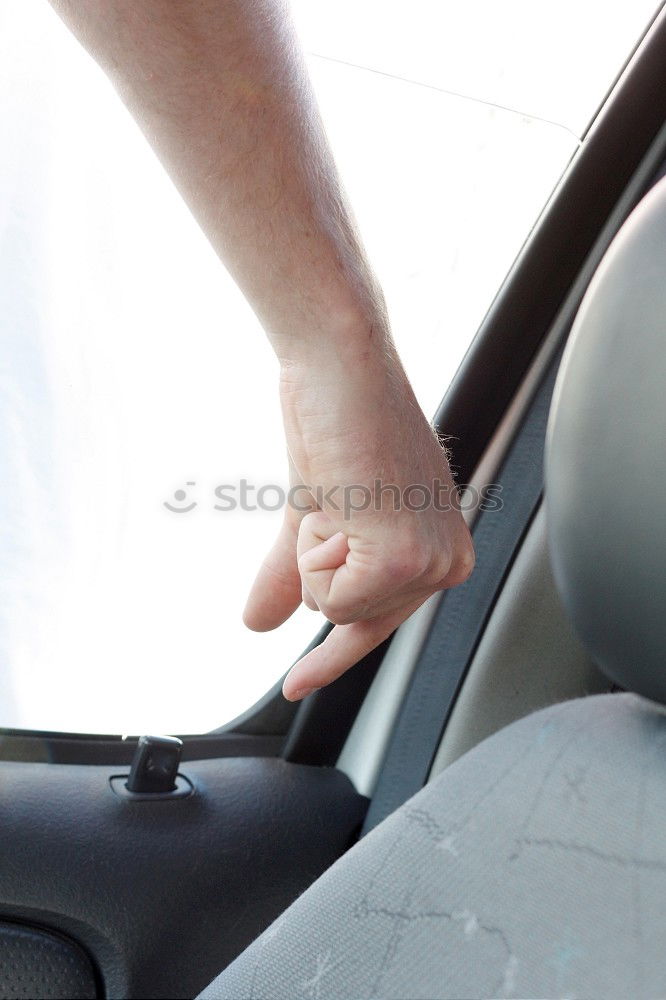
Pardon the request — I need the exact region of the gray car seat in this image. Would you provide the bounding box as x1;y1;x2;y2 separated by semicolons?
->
198;174;666;1000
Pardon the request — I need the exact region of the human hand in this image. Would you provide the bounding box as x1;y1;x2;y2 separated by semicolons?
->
243;338;475;701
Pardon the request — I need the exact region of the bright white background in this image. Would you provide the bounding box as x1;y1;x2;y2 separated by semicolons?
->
0;0;657;733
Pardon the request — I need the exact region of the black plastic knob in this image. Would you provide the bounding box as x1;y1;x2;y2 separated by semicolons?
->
126;735;183;794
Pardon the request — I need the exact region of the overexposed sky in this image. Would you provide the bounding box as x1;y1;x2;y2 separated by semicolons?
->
0;0;658;733
290;0;656;136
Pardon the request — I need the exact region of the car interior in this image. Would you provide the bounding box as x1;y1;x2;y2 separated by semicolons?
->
3;4;666;1000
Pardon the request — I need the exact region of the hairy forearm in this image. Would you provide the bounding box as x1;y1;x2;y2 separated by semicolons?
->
49;0;389;364
49;0;475;695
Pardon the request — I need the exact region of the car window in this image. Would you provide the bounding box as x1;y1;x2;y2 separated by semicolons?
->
0;0;658;734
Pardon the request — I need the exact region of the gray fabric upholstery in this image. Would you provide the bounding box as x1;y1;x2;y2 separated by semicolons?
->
546;174;666;703
200;693;666;1000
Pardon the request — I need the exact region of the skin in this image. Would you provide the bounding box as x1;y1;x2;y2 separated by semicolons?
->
48;0;475;700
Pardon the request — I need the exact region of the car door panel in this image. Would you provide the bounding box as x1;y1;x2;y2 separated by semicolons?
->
0;757;366;999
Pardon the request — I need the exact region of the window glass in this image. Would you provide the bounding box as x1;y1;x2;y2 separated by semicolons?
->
0;0;657;733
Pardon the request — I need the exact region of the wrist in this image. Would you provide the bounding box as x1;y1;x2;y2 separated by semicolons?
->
278;313;414;436
273;296;394;368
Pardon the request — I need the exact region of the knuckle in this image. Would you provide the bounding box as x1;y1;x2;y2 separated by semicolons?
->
299;509;328;536
388;522;476;591
298;512;318;542
429;531;476;589
447;537;476;586
297;550;314;573
319;594;358;625
322;604;350;626
386;538;433;584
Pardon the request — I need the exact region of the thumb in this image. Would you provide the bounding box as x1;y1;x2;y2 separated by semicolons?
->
243;516;302;631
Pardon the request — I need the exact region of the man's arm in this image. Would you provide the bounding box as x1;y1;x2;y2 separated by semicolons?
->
49;0;474;699
49;0;381;363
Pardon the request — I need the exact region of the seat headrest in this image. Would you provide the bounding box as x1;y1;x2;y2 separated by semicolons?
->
546;175;666;704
